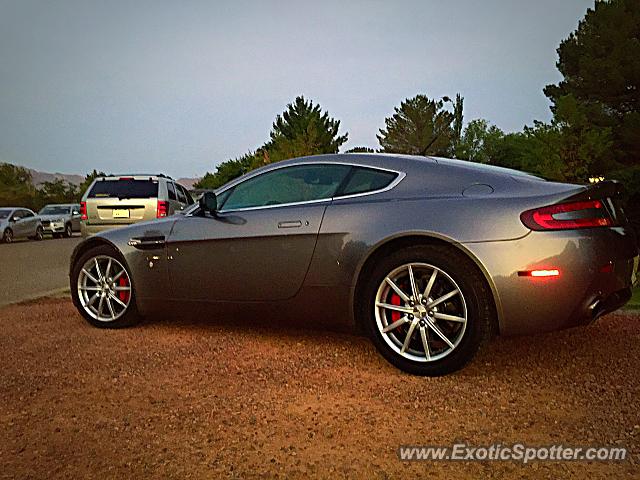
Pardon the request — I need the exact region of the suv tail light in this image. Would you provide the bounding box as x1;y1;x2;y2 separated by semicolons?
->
157;200;168;218
80;201;87;220
521;199;615;231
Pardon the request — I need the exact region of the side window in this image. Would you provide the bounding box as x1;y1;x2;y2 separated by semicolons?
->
175;184;187;204
338;167;398;196
180;185;194;205
167;182;177;201
222;164;351;211
12;210;23;220
23;210;35;218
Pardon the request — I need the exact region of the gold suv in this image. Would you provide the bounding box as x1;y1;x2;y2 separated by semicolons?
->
80;174;193;238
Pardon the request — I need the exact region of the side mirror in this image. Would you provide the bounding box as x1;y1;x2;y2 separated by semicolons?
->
72;211;80;216
11;216;19;222
199;191;218;215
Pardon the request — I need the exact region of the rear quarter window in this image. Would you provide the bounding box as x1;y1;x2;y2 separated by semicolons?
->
338;167;398;196
88;179;159;199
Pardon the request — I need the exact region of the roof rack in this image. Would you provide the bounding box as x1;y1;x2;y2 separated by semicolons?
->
99;173;174;180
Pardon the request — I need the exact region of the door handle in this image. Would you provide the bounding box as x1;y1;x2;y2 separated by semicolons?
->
277;220;302;229
128;236;166;250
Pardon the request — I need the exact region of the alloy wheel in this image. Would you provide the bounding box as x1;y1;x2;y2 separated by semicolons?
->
77;255;132;322
374;262;467;362
3;229;12;243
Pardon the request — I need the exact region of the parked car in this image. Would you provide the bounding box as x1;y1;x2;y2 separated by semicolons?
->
38;203;82;238
0;207;43;243
69;154;639;376
79;175;194;238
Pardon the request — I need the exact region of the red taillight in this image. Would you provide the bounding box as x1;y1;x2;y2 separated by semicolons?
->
521;200;614;231
157;200;168;218
80;201;87;220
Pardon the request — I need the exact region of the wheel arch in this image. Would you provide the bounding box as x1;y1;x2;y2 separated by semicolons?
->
351;233;502;335
69;237;121;278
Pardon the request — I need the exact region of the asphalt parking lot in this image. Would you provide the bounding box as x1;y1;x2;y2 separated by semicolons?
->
0;298;638;478
0;235;81;307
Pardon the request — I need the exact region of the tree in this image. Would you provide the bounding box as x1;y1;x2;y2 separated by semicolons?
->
346;146;375;153
267;96;348;163
0;163;37;208
197;96;348;188
455;119;505;164
195;152;257;189
544;0;640;167
377;94;457;156
451;94;464;153
36;179;79;207
78;169;106;196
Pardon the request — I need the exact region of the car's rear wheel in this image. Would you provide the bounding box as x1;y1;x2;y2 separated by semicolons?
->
70;245;140;328
362;245;493;376
2;228;13;244
64;223;72;238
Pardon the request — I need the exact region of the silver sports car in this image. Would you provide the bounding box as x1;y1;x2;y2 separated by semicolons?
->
69;154;639;375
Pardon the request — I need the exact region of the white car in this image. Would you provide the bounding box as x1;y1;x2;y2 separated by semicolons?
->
38;204;82;238
0;207;43;243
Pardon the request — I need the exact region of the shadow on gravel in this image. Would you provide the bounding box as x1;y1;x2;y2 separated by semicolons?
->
130;300;640;380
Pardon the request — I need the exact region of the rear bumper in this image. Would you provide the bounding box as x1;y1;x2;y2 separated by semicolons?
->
464;227;638;336
81;222;132;238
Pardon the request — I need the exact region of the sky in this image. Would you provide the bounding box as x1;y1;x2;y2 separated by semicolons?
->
0;0;592;178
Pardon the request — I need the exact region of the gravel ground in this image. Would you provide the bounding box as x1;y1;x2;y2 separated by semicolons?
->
0;298;638;479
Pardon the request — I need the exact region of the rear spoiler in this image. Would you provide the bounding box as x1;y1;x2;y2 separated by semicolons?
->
563;180;625;203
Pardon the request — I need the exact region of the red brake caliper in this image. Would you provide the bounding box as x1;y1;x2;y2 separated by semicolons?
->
118;276;130;303
390;293;402;322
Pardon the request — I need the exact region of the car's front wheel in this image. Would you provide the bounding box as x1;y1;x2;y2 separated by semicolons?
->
362;245;493;376
2;228;13;244
64;223;72;238
70;245;140;328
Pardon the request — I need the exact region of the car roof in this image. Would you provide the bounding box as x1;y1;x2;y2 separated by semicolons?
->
0;207;29;211
257;153;542;180
42;203;77;207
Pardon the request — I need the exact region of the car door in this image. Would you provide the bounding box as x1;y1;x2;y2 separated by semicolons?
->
12;210;32;238
22;210;38;237
9;210;25;237
167;163;351;302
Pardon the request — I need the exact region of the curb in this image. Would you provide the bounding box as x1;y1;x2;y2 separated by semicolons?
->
0;287;71;309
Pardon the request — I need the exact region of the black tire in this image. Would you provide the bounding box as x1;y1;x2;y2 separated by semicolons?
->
64;223;72;238
361;245;493;376
2;228;13;244
31;226;44;241
70;244;141;328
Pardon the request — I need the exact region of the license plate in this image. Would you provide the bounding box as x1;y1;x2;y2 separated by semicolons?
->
632;255;639;286
112;209;130;219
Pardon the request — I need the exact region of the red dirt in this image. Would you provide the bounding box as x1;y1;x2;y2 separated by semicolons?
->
0;298;638;478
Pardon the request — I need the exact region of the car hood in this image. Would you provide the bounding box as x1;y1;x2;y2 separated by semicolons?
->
39;214;69;220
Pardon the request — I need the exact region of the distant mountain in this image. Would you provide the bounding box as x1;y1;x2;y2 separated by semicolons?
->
26;167;84;186
14;164;202;189
176;177;200;189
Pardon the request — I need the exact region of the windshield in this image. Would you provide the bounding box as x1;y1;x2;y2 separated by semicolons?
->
88;179;159;199
0;209;11;219
39;206;71;215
